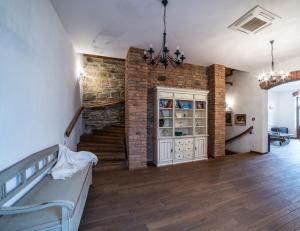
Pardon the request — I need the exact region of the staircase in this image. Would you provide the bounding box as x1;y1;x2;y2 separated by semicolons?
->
78;124;127;171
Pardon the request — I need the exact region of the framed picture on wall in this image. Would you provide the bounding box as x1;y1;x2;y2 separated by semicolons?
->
226;112;232;126
235;114;246;126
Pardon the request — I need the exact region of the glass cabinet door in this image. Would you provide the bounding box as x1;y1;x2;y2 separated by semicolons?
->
159;99;173;137
194;101;207;135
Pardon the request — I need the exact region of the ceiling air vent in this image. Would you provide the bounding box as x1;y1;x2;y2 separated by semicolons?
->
228;5;281;34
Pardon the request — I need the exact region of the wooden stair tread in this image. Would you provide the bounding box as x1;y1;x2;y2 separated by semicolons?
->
78;125;127;171
93;161;127;172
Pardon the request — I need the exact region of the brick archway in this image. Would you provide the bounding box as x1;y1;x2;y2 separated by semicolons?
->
260;70;300;90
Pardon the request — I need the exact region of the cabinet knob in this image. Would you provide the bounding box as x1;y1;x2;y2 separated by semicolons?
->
195;147;197;150
171;149;173;153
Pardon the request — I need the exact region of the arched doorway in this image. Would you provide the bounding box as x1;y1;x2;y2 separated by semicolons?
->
260;70;300;90
267;79;300;151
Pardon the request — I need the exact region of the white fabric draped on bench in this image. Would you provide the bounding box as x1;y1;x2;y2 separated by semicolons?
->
51;144;98;180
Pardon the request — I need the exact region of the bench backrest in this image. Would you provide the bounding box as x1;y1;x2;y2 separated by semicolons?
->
0;145;59;206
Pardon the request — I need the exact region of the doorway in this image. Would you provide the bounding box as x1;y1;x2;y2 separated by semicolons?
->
297;97;300;138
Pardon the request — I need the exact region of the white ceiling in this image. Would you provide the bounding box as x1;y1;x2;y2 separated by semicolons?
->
51;0;300;72
269;81;300;93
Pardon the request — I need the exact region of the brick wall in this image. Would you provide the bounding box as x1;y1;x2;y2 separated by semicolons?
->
125;48;148;169
82;54;125;131
207;64;226;157
126;47;214;169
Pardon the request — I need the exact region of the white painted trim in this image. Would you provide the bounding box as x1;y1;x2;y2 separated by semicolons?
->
155;86;209;95
3;167;51;207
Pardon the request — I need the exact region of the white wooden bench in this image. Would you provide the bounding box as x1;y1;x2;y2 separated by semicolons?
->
0;145;92;231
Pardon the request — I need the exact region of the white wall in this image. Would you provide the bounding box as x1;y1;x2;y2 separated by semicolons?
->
0;0;82;170
225;71;268;154
268;91;296;136
268;92;279;129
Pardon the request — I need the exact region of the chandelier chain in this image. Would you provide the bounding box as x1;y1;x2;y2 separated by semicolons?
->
143;0;185;68
270;40;274;72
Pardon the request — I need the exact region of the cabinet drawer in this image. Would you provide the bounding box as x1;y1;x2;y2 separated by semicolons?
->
184;139;193;146
175;152;184;159
175;146;184;152
175;139;184;146
159;92;173;99
185;152;193;159
185;146;193;152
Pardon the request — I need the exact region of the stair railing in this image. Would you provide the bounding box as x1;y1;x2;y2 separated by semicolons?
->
225;126;254;144
65;106;84;137
84;99;125;110
65;100;126;138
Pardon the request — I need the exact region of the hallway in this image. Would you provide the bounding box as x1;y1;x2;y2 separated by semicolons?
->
270;139;300;158
79;142;300;230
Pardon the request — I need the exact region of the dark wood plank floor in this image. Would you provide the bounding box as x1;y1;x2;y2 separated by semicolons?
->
79;140;300;230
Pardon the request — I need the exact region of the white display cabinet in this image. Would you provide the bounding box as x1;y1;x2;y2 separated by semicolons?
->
154;87;209;166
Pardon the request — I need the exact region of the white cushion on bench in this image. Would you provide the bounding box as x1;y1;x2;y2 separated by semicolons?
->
0;165;90;231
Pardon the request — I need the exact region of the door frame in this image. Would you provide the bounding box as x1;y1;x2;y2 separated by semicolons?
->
297;97;300;139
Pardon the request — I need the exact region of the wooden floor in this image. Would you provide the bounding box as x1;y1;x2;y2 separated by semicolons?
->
79;140;300;231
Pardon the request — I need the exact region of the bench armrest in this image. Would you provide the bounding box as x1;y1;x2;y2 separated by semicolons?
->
0;200;75;215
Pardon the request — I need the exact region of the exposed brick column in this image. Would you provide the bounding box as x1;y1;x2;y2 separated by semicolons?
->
125;47;148;169
207;64;226;157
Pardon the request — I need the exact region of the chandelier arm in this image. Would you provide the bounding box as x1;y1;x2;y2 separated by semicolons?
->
143;0;185;69
152;51;162;63
167;54;176;63
167;55;177;67
168;54;181;65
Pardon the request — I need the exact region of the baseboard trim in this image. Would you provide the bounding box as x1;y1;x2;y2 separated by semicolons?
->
250;150;269;154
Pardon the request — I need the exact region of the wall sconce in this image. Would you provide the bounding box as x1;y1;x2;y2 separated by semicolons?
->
226;97;234;111
78;71;86;81
76;54;85;82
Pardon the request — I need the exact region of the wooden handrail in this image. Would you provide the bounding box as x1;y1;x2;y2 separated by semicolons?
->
84;99;125;110
226;126;254;143
65;106;84;137
65;99;124;137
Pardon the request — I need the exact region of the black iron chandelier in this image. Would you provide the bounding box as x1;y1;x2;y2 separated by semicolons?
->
143;0;185;68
